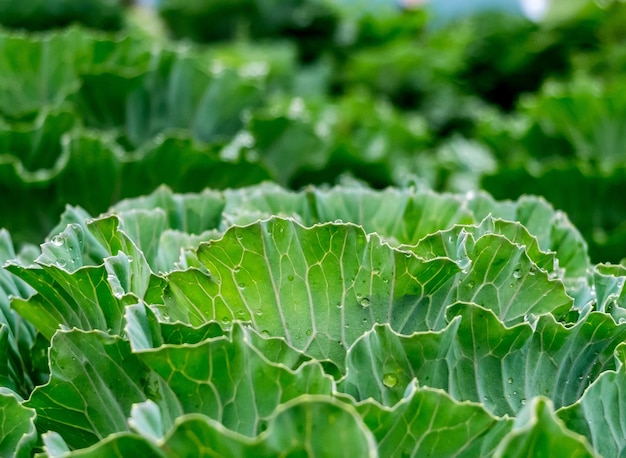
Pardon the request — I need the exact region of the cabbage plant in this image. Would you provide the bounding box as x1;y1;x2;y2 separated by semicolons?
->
2;182;625;457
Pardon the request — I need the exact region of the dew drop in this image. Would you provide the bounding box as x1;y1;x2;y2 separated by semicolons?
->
448;235;455;243
513;268;522;279
529;266;536;276
127;255;133;263
467;280;475;288
52;235;64;246
57;259;67;268
305;329;312;336
236;309;245;317
255;309;263;316
383;373;398;388
287;274;294;282
161;313;170;322
261;330;270;338
233;265;241;273
521;398;527;406
222;316;232;324
507;378;513;384
238;283;246;290
360;297;370;308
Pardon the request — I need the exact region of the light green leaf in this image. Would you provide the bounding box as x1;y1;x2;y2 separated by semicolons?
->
0;29;85;119
0;230;36;394
41;431;71;457
494;397;595;458
112;185;226;235
56;396;378;457
161;396;378;458
357;381;513;457
7;261;131;340
165;217;461;371
137;323;334;436
341;303;626;415
411;222;572;326
0;389;37;458
25;329;182;450
557;343;626;458
129;400;166;442
46;432;164;458
313;187;475;246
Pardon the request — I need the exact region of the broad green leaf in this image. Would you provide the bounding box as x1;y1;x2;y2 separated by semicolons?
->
341;303;626;415
112;185;226;235
558;343;626;458
313;187;474;246
356;381;513;457
120;136;271;196
483;164;626;265
125;302;224;352
129;400;166;442
0;230;36;394
137;323;334;436
494;397;595;458
0;389;37;458
56;131;123;214
466;192;590;278
0;108;75;182
45;432;163;458
76;49;267;146
56;396;377;457
410;224;572;326
222;182;313;227
41;431;71;457
165;217;461;371
590;263;626;321
46;206;110;265
88;215;154;298
161;396;378;458
25;329;181;450
0;29;85;119
7;260;132;340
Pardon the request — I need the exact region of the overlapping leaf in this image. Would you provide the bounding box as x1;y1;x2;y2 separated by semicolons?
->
341;303;626;416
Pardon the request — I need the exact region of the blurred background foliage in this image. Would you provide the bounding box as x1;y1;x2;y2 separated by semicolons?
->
1;0;625;263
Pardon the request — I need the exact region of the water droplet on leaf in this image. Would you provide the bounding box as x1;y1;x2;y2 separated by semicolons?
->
360;297;370;308
383;373;398;388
